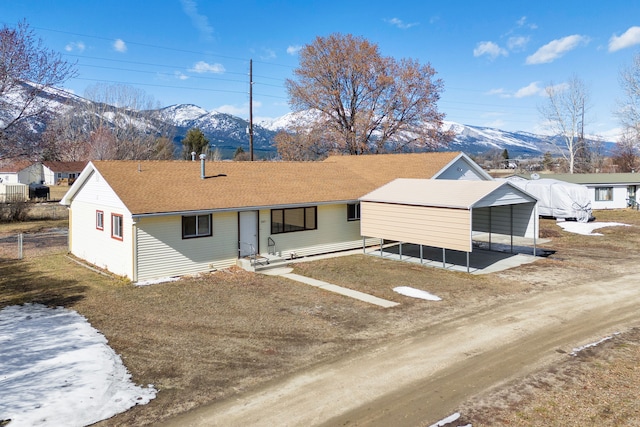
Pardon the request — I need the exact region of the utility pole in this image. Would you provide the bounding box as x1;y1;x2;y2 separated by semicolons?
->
249;59;254;161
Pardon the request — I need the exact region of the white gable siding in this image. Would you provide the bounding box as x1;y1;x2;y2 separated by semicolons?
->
435;158;487;181
135;211;238;281
68;170;132;278
259;204;373;258
18;164;43;184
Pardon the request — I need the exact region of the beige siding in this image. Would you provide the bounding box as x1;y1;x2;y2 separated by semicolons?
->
361;202;471;252
136;211;238;281
259;204;373;258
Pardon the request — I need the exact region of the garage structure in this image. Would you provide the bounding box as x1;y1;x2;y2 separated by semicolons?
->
359;179;539;272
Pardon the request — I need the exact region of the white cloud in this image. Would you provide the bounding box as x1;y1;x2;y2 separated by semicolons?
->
526;35;589;64
386;17;418;29
180;0;214;41
287;45;302;55
544;82;570;96
473;41;508;60
486;88;508;98
609;26;640;52
189;61;225;73
507;36;529;52
261;48;276;60
113;39;127;53
216;101;261;117
514;82;543;98
174;71;189;80
65;41;85;52
517;16;537;30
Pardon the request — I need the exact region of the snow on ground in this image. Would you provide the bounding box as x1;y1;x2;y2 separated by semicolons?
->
557;220;630;236
0;304;156;427
393;286;442;301
135;276;180;286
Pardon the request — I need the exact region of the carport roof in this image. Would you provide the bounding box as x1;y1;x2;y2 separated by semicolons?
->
359;178;536;209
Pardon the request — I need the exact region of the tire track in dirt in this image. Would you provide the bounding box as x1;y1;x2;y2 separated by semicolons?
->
161;274;640;427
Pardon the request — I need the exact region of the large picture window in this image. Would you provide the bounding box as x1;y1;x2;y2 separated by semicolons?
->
595;187;613;201
271;207;317;234
182;214;212;238
347;203;360;221
111;214;123;241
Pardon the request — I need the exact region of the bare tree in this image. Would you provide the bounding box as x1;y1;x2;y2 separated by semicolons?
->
612;131;640;172
0;20;77;160
616;53;640;150
539;75;590;174
79;83;175;160
285;33;453;156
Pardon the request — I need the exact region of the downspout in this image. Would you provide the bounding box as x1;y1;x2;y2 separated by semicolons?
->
132;219;138;282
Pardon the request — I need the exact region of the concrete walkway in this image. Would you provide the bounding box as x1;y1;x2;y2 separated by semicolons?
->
261;266;399;308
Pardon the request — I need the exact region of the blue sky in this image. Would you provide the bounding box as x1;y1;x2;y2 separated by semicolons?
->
2;0;640;139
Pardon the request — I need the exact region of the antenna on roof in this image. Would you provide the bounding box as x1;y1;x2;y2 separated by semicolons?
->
138;162;141;173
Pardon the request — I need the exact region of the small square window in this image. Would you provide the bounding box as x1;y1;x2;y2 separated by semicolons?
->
595;187;613;201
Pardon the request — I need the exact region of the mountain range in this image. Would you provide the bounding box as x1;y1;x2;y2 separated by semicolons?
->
1;85;614;159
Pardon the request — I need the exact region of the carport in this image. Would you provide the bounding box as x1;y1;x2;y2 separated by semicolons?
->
359;179;539;273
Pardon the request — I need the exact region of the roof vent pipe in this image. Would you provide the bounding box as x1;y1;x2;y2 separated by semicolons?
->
191;151;196;161
200;153;206;179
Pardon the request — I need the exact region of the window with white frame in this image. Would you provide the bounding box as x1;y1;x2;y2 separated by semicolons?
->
182;214;212;238
111;214;123;240
347;203;360;221
96;210;104;230
595;187;613;201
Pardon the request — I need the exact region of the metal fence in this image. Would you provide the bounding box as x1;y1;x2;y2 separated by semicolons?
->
0;229;68;260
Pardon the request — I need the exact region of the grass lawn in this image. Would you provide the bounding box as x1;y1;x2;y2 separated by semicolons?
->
1;211;639;426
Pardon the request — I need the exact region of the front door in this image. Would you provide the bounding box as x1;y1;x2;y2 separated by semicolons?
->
628;185;637;207
239;211;259;257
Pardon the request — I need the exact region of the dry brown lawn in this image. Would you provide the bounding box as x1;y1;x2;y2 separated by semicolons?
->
1;210;639;426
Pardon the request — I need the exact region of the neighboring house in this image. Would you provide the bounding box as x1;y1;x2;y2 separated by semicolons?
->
42;161;88;185
533;173;640;210
60;152;504;282
0;161;41;185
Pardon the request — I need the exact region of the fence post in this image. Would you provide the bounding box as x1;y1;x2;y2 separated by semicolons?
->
18;233;23;259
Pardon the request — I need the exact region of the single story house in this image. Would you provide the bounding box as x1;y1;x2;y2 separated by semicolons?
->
530;173;640;210
42;161;88;185
60;152;535;282
0;161;41;185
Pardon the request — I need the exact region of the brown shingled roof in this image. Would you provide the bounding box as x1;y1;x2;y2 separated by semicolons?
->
42;161;88;172
89;152;462;215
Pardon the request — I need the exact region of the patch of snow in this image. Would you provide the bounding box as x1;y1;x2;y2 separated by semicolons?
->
0;304;156;427
557;221;630;236
393;286;442;301
135;276;181;286
428;412;461;427
570;333;620;356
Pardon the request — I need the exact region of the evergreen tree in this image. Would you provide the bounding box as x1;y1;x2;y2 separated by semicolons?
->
181;128;209;159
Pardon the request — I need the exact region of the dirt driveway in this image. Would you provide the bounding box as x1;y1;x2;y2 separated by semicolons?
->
160;267;639;427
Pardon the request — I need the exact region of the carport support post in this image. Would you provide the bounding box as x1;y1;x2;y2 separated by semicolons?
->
510;205;514;253
399;242;403;260
380;238;384;257
467;252;470;273
420;244;423;264
442;248;446;268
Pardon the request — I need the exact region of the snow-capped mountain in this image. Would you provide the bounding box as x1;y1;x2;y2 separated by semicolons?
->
1;86;613;159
